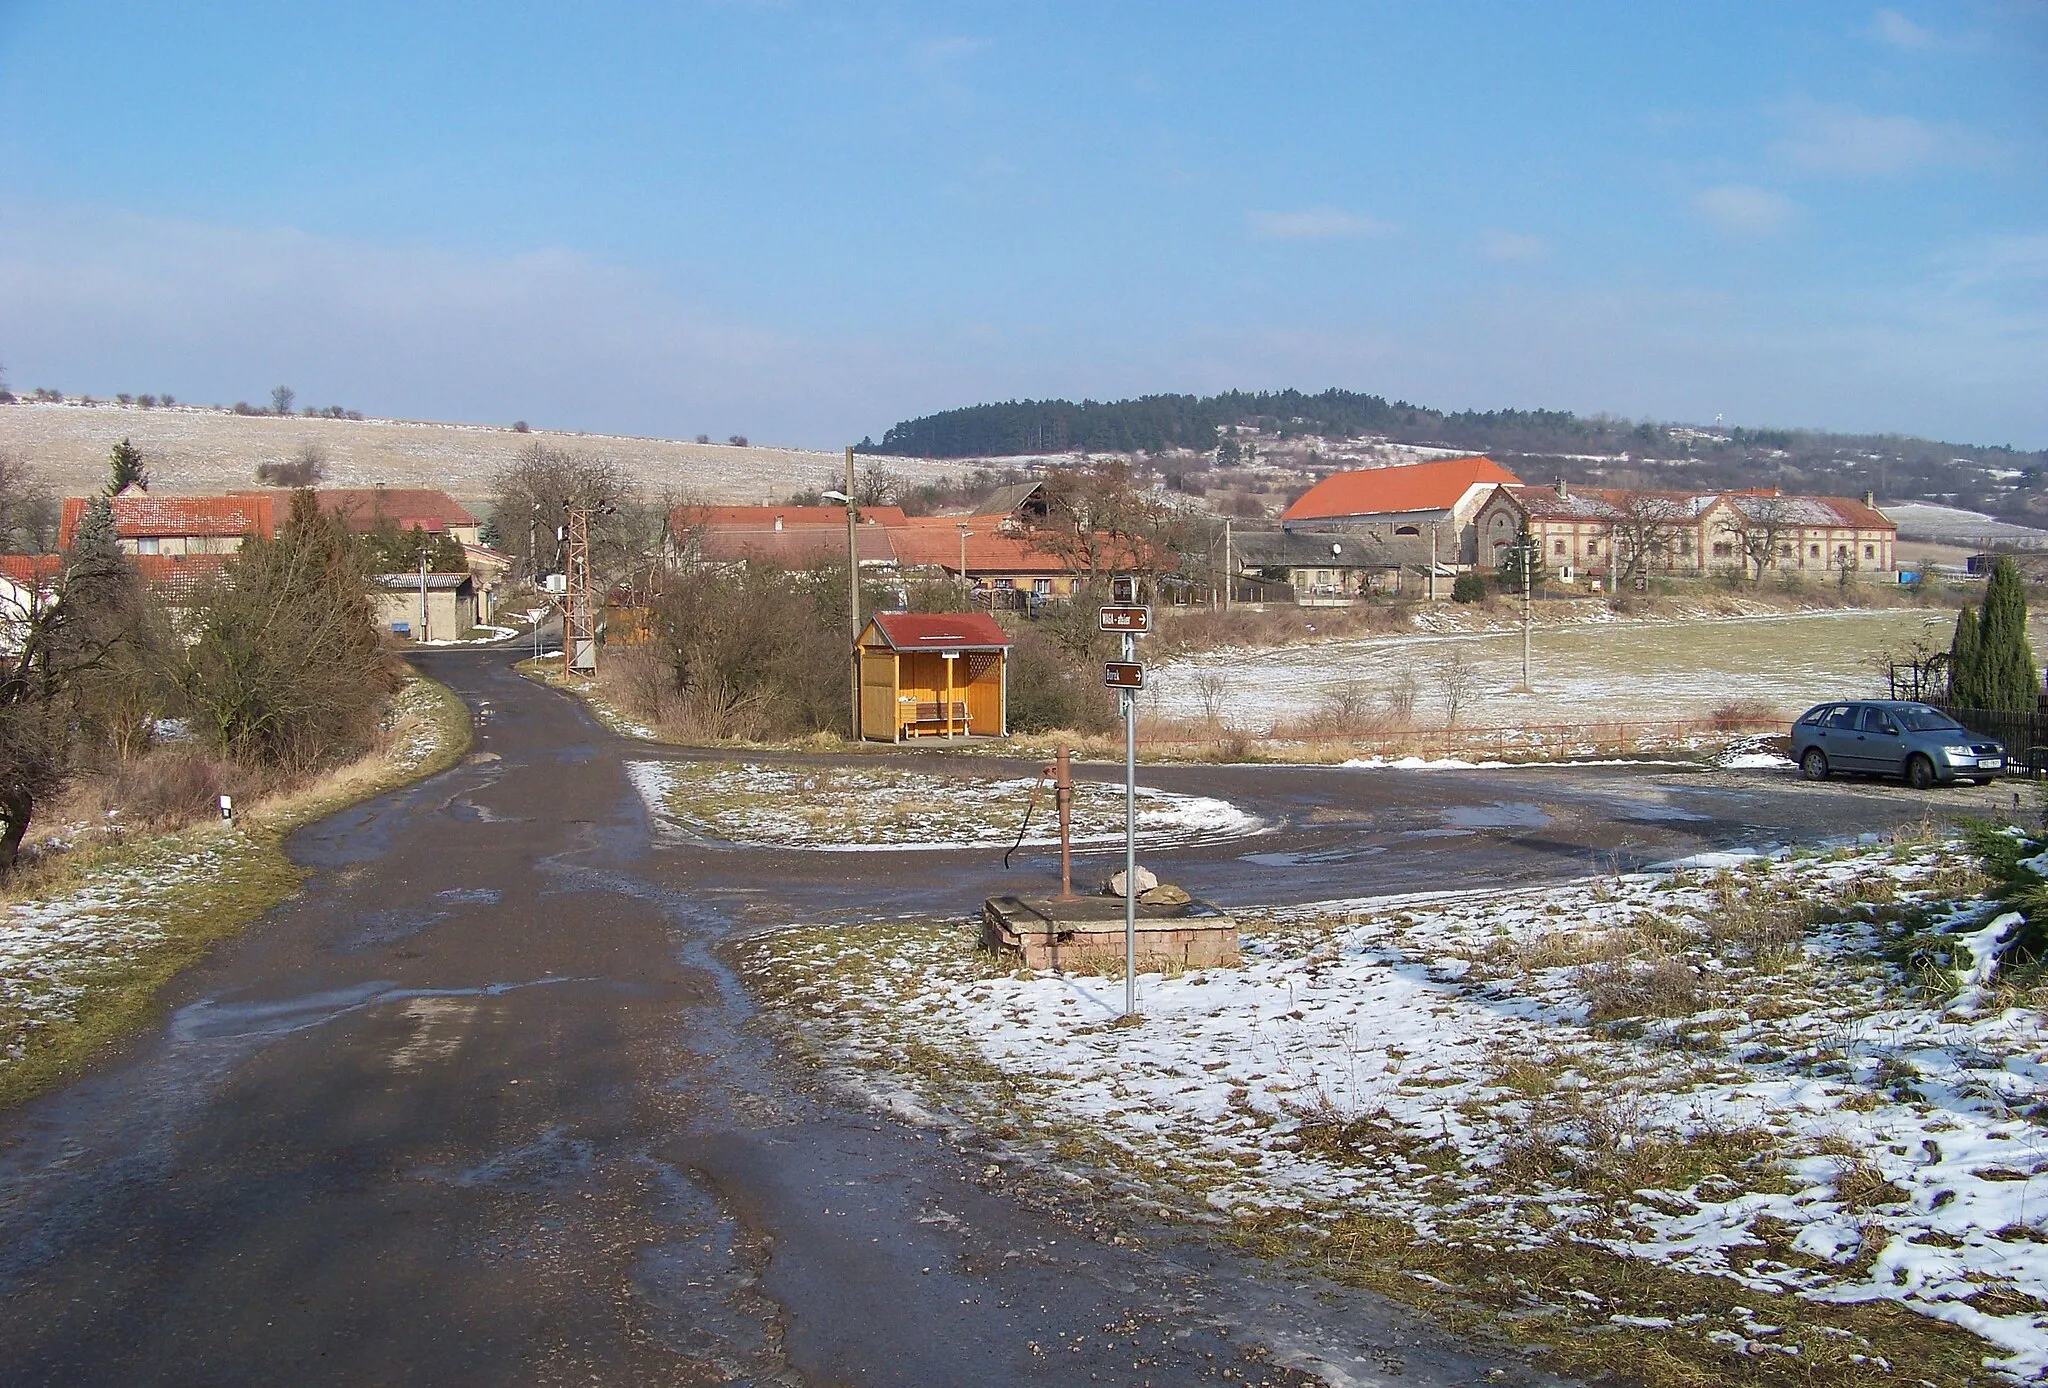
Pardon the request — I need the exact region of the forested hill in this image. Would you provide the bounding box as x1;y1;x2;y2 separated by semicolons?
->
857;389;2035;470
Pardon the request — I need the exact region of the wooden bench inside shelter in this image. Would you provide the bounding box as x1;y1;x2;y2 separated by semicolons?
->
901;700;972;737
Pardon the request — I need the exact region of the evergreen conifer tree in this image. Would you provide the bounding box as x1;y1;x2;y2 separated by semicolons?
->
107;438;149;494
69;496;119;564
1950;607;1982;707
1977;556;2039;712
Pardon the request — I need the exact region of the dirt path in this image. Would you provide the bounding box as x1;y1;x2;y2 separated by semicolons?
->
0;649;1980;1386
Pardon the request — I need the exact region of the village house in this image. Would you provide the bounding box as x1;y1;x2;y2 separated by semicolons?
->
371;572;477;642
57;490;278;557
1279;456;1523;567
1227;530;1428;604
1472;480;1898;582
299;488;483;547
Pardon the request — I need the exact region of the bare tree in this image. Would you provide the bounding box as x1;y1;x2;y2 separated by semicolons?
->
270;385;295;417
853;462;903;508
1432;648;1479;728
1025;460;1200;588
1382;666;1419;727
1606;492;1694;585
1721;494;1799;581
0;450;59;552
1193;670;1230;727
487;443;638;577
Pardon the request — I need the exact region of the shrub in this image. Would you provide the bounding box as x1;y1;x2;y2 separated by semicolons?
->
90;748;266;830
176;492;399;770
1450;573;1487;603
1007;625;1117;734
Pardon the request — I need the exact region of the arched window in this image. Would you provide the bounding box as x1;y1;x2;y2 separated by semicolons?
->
1394;525;1421;536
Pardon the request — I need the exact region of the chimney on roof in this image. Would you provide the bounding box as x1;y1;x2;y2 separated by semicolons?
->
1554;476;1568;499
1862;490;1875;507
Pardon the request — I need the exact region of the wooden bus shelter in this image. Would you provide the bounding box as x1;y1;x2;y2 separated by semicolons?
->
857;611;1011;742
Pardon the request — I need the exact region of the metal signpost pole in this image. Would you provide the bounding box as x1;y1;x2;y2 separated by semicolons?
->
1123;624;1136;1018
846;445;860;739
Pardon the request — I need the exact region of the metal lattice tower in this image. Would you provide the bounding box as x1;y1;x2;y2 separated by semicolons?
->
564;506;597;674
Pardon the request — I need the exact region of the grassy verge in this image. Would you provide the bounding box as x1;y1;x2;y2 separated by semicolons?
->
0;670;472;1110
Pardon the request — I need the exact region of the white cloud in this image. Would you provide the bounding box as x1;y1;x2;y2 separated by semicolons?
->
0;200;908;445
1690;185;1797;238
1477;229;1549;263
1869;8;1937;51
1771;103;1973;178
1246;207;1392;241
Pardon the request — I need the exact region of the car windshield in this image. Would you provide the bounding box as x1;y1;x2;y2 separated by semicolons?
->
1897;705;1964;733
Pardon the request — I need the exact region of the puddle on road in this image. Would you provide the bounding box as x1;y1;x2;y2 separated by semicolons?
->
389;995;480;1070
339;908;448;952
1239;845;1387;868
169;977;587;1045
421;1124;598;1192
1440;801;1552;830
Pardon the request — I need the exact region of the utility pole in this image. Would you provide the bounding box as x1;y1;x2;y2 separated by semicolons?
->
957;523;971;603
845;445;860;738
563;504;596;676
418;550;429;645
1222;517;1233;611
1520;534;1533;693
1428;525;1438;602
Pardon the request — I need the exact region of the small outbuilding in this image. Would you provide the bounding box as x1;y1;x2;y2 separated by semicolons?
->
857;611;1011;742
372;572;477;642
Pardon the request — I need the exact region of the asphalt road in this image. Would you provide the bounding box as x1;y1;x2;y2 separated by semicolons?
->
0;649;1995;1387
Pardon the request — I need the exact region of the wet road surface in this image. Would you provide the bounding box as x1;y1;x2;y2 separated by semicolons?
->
0;649;1974;1386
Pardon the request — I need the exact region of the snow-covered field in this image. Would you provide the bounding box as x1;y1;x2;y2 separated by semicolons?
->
626;759;1260;851
747;839;2048;1383
0;400;960;503
1151;607;1968;733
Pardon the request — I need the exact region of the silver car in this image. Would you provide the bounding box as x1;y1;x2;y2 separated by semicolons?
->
1790;700;2005;789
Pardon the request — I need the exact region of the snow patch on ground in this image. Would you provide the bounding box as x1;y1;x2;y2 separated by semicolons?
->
626;759;1261;851
752;841;2048;1380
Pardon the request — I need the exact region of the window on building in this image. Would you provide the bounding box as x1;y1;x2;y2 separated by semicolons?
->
1585;540;1599;556
1864;544;1875;559
1679;537;1693;554
1394;525;1421;536
1712;541;1733;558
1032;578;1053;595
1553;539;1565;555
1809;544;1820;558
136;537;160;555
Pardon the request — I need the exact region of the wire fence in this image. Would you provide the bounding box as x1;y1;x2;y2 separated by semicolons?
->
1134;714;1785;763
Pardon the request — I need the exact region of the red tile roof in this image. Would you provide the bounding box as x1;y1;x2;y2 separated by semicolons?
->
692;528;899;567
887;527;1072;575
305;488;478;534
1282;457;1523;523
671;504;909;533
864;611;1011;650
0;554;63;586
58;493;278;549
133;553;230;599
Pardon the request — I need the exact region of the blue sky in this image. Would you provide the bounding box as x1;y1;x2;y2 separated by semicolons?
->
1;1;2042;448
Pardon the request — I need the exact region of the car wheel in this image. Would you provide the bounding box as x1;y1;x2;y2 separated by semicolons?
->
1906;754;1937;791
1800;748;1829;781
